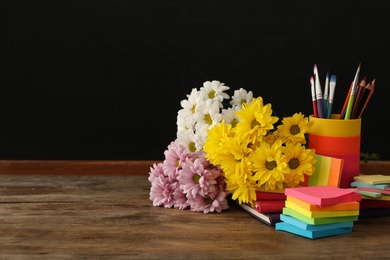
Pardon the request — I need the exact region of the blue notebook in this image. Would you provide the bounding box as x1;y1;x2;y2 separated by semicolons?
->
275;222;353;239
280;214;354;231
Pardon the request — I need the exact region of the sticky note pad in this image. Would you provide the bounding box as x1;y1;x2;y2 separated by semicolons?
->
279;214;354;231
285;201;359;218
303;154;344;187
286;196;360;211
284;186;361;206
354;189;382;198
276;221;353;239
351;181;390;190
282;207;358;225
353;175;390;185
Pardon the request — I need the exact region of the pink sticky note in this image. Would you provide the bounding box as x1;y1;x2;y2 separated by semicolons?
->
285;186;361;206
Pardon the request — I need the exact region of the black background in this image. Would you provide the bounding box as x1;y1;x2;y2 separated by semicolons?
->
1;0;389;160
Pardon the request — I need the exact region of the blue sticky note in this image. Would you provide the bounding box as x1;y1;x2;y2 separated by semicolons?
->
280;214;354;231
276;222;353;239
351;181;390;190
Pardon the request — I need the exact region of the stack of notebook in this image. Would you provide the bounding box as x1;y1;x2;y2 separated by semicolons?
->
276;186;362;239
238;189;286;226
254;190;286;213
351;174;390;218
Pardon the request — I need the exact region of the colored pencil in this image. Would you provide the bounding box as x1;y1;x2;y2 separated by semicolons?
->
339;82;352;119
358;79;375;118
310;76;318;117
327;75;336;119
344;63;361;120
351;76;367;119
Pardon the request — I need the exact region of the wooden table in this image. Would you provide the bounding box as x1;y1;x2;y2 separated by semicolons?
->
1;161;390;259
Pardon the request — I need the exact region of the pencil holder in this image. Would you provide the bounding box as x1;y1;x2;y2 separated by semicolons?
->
308;114;361;188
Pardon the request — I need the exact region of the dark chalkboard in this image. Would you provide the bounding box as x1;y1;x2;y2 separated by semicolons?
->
1;0;389;160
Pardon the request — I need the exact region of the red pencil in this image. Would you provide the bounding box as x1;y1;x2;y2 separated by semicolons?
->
310;76;318;117
351;76;367;119
358;79;375;118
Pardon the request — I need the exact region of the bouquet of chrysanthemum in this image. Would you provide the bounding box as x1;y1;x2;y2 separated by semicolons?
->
149;80;317;213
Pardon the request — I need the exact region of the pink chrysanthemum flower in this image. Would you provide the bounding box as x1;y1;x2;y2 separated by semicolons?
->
149;174;177;208
188;190;229;213
163;141;195;182
172;185;190;210
148;162;165;184
208;190;230;213
177;157;217;199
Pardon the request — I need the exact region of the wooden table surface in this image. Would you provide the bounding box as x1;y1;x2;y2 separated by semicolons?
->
1;160;390;259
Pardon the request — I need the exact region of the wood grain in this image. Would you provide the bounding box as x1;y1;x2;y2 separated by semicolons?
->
0;160;389;176
0;160;162;176
0;175;389;259
360;160;390;175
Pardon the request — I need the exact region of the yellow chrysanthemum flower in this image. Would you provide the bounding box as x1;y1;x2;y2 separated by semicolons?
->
213;136;252;178
226;169;258;206
250;139;289;190
276;112;313;145
203;121;233;164
206;134;258;205
282;142;317;187
262;130;279;146
235;97;279;145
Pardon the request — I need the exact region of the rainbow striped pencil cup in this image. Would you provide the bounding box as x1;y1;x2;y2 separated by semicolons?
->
308;114;361;188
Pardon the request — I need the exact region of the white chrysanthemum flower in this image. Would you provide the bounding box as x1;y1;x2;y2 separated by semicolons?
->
178;88;204;129
221;107;240;127
200;80;230;108
195;99;223;127
194;100;223;147
176;112;195;133
230;88;253;109
194;123;209;148
176;129;203;153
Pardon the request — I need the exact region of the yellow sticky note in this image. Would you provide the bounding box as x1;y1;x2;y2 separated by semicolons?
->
354;175;390;185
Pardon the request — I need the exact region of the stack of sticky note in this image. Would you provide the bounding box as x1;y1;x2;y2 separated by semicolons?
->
351;174;390;218
276;186;362;239
352;174;390;200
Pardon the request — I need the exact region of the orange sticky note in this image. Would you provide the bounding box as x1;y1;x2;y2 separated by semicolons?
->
286;196;360;211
